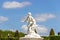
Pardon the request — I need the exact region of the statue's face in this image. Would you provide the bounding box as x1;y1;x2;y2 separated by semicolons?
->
28;12;32;16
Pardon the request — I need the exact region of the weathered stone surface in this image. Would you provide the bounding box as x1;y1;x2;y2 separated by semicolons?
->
20;38;43;40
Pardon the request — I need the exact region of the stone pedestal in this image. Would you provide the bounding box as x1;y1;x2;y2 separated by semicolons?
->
20;38;43;40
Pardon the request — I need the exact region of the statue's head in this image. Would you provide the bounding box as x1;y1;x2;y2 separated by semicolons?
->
28;12;32;16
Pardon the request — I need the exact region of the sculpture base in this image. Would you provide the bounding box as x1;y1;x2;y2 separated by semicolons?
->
24;32;42;38
20;33;43;40
20;38;43;40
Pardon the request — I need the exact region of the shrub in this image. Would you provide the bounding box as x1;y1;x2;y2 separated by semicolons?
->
14;30;19;38
0;37;19;40
49;28;55;36
43;36;49;40
49;36;60;40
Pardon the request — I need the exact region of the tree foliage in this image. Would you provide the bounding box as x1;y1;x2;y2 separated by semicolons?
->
58;32;60;35
0;30;25;38
14;30;19;38
49;28;55;36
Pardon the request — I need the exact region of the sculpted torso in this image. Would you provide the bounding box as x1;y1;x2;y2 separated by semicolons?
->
24;12;37;34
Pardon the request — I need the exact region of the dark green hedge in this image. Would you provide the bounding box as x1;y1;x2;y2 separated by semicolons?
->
0;37;19;40
0;36;60;40
43;36;49;40
43;36;60;40
49;36;60;40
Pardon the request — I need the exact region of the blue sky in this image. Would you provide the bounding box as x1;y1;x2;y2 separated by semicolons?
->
0;0;60;36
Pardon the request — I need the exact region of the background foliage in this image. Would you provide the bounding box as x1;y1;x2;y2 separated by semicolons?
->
0;30;60;40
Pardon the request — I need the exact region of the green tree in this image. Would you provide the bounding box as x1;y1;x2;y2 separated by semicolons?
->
0;30;2;38
14;30;19;38
49;28;55;36
58;32;60;35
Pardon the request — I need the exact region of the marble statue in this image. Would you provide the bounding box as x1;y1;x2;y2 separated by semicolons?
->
23;12;43;38
20;12;43;40
24;12;37;34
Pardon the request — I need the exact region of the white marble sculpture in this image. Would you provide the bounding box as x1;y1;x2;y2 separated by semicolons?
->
23;12;43;38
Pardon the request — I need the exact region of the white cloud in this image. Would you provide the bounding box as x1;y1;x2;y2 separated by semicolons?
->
21;25;28;34
21;25;48;36
36;25;48;36
0;16;8;23
2;1;31;9
35;14;56;22
20;13;56;22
